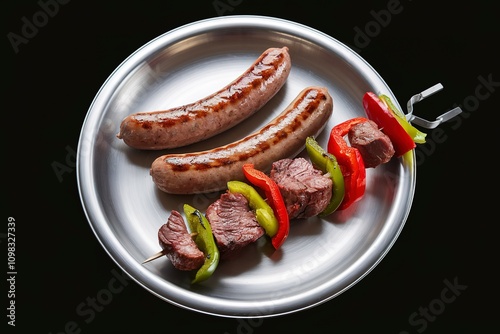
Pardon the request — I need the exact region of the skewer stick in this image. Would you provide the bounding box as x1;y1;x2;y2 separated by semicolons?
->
142;250;167;264
142;232;199;264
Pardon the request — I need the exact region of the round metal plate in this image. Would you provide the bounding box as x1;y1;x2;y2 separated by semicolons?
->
77;15;415;318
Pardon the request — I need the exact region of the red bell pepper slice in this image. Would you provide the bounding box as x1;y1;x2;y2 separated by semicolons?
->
362;92;416;156
242;163;290;249
327;117;367;210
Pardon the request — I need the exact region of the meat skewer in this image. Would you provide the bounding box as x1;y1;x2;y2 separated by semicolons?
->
142;121;397;276
141;83;462;283
142;155;338;269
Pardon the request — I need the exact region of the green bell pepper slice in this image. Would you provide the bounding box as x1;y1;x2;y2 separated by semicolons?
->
183;204;220;284
227;180;278;238
306;136;345;216
379;94;427;144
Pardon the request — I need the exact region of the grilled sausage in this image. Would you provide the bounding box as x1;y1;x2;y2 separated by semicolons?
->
117;47;291;150
150;86;334;194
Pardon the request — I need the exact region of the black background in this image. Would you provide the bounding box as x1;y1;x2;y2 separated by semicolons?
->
4;0;498;333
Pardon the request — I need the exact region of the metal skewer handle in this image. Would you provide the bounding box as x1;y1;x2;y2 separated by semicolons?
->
405;83;462;129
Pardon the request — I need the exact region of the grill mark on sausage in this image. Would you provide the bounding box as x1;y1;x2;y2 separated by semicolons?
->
145;71;279;127
165;88;326;172
120;48;290;147
150;86;333;194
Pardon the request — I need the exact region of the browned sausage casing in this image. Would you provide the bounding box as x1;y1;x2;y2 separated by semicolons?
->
117;47;291;150
150;86;334;194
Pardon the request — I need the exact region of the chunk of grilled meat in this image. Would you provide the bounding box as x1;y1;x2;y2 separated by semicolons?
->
158;210;205;271
348;119;395;168
206;192;265;259
270;157;332;219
